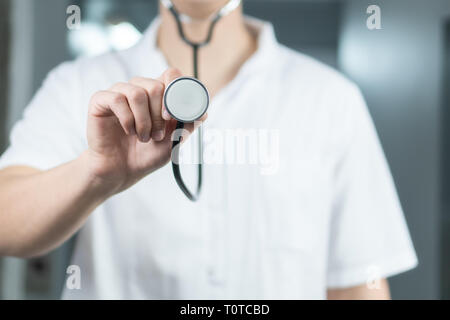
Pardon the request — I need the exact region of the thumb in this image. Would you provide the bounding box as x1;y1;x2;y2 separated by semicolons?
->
158;67;183;86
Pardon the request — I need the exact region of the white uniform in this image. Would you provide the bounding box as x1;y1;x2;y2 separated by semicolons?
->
0;17;417;299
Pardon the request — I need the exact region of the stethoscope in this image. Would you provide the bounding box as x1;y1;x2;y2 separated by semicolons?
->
160;0;242;201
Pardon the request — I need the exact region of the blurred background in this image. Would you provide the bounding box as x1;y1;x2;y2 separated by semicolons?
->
0;0;449;299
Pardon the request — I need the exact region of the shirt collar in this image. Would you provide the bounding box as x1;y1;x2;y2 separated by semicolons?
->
137;15;280;77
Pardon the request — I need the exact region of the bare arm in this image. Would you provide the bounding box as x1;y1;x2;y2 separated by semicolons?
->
327;278;391;300
0;155;112;258
0;68;205;258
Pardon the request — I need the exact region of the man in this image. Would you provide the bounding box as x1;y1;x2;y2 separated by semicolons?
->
0;0;417;299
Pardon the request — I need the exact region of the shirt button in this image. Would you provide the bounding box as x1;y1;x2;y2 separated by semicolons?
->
207;268;223;286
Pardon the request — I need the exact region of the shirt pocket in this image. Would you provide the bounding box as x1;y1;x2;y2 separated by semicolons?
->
260;152;332;255
258;207;321;299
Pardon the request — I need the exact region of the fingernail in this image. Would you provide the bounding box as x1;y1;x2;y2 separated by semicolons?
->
140;132;150;142
153;130;165;141
163;109;170;120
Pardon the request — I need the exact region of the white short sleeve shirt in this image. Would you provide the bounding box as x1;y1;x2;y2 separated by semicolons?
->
0;17;417;299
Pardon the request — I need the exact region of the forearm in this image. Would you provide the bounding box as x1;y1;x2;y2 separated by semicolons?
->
327;279;391;300
0;151;114;258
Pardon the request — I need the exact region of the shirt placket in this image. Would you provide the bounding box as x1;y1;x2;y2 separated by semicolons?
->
203;124;228;298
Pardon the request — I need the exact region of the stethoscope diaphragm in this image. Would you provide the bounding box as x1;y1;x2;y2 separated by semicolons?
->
163;77;209;123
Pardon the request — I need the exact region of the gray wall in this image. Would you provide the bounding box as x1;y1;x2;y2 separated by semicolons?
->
0;0;10;149
1;0;72;300
339;0;450;299
6;0;71;131
0;0;10;300
443;20;450;300
244;0;340;68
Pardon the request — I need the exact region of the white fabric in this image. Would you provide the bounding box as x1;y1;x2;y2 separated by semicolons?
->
0;17;417;299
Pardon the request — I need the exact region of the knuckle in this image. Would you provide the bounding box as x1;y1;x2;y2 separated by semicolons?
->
129;76;143;84
122;114;135;128
110;81;123;87
148;81;164;97
128;88;147;104
111;92;125;105
91;90;102;100
166;67;180;77
89;91;101;106
110;82;126;92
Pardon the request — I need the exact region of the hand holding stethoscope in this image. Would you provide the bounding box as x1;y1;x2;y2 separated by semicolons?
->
85;0;241;201
85;68;206;196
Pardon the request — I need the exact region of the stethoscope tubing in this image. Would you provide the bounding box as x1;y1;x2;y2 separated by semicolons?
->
167;5;212;201
163;0;240;201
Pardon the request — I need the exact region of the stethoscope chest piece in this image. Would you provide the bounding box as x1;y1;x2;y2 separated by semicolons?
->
164;77;209;123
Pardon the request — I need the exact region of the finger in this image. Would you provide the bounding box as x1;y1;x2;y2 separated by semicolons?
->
89;90;135;136
110;83;151;142
182;112;208;135
158;68;183;121
183;121;201;135
130;77;166;141
158;67;183;86
198;112;208;122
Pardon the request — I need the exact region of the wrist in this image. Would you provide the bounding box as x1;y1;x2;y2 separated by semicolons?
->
77;150;122;200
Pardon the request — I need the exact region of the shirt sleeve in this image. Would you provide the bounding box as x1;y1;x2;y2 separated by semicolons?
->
0;62;86;171
326;84;418;288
